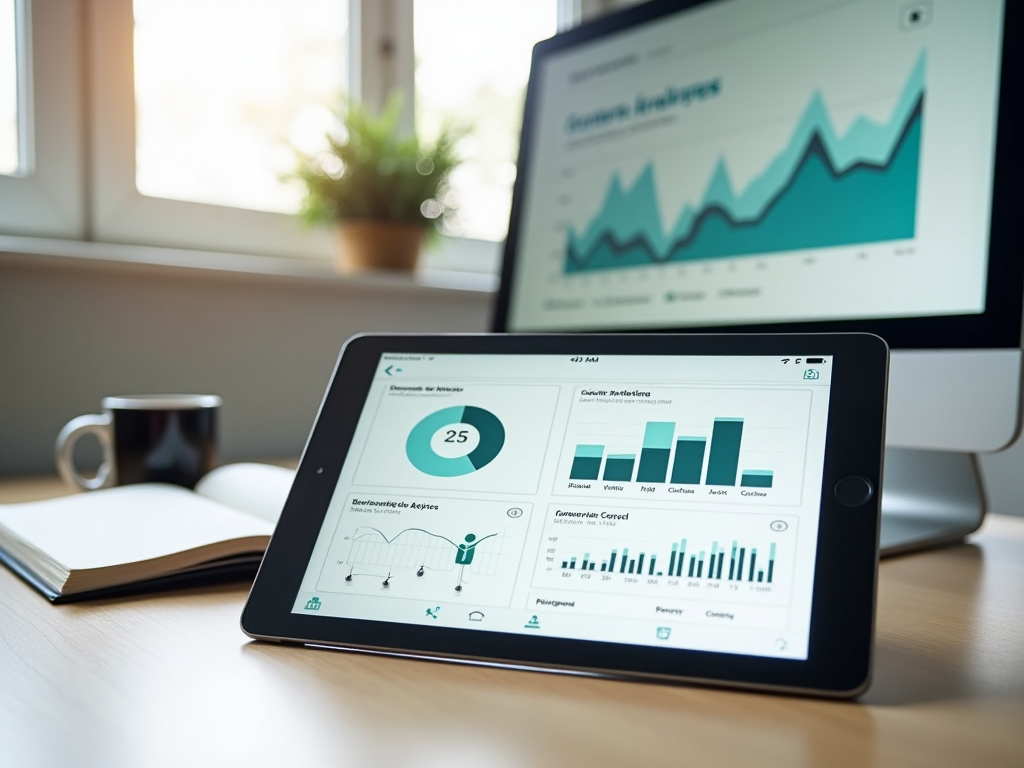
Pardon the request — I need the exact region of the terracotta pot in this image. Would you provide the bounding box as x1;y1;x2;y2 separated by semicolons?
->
335;221;425;273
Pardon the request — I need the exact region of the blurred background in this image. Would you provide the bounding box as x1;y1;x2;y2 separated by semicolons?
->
1;0;1021;515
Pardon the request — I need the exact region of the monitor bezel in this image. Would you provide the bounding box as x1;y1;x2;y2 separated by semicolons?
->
492;0;1022;350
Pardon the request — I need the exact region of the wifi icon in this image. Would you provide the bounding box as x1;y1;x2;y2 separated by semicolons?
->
781;358;791;364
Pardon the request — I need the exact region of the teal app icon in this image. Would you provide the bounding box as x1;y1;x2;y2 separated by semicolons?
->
803;369;820;380
304;597;322;611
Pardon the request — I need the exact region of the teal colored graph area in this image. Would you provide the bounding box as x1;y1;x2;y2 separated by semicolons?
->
565;53;925;273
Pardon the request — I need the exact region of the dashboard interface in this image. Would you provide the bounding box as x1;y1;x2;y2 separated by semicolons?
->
506;0;1004;331
294;352;834;661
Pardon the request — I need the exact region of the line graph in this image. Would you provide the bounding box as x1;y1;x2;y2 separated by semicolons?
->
317;496;532;606
344;526;501;592
565;52;925;273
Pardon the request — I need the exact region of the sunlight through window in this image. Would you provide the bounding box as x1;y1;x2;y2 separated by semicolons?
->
414;0;558;241
133;0;349;213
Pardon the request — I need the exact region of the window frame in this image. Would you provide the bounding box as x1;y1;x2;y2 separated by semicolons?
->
0;0;85;238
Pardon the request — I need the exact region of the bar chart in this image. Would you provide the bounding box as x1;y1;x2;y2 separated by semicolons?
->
568;418;775;487
558;386;811;505
536;503;796;598
558;539;777;583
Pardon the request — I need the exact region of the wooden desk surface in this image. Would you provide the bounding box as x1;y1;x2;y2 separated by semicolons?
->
1;479;1022;768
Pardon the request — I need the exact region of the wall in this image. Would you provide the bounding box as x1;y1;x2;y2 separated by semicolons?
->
0;258;492;477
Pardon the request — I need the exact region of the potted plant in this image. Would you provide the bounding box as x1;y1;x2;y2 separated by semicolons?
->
295;96;462;273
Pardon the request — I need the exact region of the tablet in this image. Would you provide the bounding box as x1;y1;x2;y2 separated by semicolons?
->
242;333;887;697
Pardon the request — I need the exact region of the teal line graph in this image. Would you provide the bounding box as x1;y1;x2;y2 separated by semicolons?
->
343;526;502;591
349;526;498;553
566;52;926;272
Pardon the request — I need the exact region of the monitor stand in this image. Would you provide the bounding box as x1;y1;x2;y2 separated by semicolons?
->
879;447;987;556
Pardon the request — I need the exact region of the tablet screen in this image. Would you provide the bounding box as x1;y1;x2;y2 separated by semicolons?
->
293;352;833;660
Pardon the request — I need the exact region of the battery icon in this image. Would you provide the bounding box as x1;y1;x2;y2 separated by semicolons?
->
806;357;825;364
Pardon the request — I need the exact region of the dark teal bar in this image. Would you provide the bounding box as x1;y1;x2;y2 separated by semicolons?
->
706;418;744;486
570;456;602;480
637;448;671;483
603;456;635;482
670;438;706;484
740;470;773;488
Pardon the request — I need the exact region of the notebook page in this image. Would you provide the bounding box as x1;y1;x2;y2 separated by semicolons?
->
0;485;273;570
193;463;295;523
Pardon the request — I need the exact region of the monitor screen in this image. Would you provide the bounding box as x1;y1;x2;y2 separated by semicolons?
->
502;0;1005;333
293;352;833;661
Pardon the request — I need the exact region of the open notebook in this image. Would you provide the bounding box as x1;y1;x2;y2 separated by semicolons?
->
0;463;294;602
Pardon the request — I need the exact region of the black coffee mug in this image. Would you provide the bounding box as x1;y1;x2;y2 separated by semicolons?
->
55;395;221;490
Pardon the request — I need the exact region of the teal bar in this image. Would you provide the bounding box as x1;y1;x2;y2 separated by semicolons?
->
741;469;774;488
603;454;636;482
670;437;706;484
637;422;675;483
570;444;604;480
642;422;675;449
706;418;744;486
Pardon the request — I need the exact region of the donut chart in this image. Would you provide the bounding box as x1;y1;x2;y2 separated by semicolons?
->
405;406;506;477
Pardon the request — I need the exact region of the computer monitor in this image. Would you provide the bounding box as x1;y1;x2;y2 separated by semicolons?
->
492;0;1023;553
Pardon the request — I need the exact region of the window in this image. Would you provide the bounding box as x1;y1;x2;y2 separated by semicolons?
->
0;1;84;238
414;0;559;242
0;0;19;176
3;1;615;265
133;0;349;214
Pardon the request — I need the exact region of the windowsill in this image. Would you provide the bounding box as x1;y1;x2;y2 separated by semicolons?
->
0;235;500;296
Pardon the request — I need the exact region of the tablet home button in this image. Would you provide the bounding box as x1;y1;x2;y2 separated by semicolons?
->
834;476;874;508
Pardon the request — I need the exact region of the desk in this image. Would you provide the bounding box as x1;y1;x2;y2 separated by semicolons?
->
1;478;1022;768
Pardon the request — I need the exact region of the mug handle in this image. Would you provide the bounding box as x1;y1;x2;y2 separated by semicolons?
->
55;413;115;491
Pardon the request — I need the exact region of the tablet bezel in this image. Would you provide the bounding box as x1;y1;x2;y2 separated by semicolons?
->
242;333;887;697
